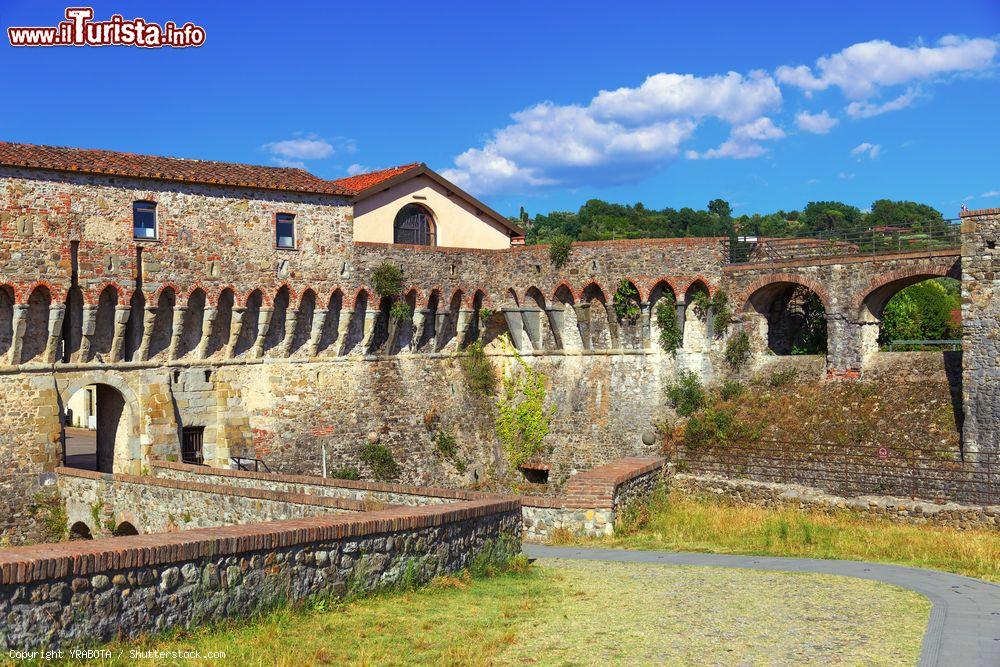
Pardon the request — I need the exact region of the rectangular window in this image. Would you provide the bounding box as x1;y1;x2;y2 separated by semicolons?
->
133;201;157;239
181;426;205;465
276;213;295;249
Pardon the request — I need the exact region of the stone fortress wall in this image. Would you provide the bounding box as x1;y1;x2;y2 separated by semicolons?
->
0;163;993;546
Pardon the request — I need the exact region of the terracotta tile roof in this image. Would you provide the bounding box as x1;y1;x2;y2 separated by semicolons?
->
0;141;353;196
330;163;423;193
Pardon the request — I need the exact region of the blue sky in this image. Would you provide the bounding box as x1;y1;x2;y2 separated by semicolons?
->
2;1;999;218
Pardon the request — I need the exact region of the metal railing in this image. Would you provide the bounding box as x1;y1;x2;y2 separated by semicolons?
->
887;339;962;352
724;221;962;265
230;456;272;473
668;439;998;506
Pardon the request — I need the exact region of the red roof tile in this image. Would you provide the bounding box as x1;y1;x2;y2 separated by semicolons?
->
0;141;353;196
331;163;423;193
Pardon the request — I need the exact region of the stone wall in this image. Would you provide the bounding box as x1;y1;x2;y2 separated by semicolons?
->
0;498;520;649
57;467;384;536
960;209;1000;459
675;473;1000;530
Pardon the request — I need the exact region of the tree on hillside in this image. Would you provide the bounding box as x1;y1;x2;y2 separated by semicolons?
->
800;201;864;235
867;199;946;234
879;279;961;345
707;198;732;219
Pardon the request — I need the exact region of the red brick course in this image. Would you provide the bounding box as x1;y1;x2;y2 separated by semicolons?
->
0;496;520;585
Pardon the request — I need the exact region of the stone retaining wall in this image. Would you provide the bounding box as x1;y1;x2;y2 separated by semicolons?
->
57;467;387;537
0;498;520;649
675;473;1000;530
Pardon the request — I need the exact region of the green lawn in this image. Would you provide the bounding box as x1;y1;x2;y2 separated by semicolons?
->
565;486;1000;583
49;557;929;666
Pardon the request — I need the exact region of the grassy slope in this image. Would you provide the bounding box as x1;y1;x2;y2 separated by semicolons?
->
48;560;929;667
566;488;1000;583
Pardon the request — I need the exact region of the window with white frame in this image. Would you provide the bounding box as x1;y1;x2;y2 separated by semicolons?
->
276;213;295;249
133;201;157;239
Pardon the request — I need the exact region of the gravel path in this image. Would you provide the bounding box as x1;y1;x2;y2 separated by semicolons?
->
525;545;1000;667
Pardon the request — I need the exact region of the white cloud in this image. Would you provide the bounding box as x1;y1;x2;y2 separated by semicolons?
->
590;70;781;124
846;87;921;118
777;35;997;98
687;117;785;160
850;142;882;160
982;190;1000;198
346;164;370;176
262;133;356;166
795;110;839;133
839;172;855;180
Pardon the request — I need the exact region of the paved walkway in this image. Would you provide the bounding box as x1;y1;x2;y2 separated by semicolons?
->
525;545;1000;667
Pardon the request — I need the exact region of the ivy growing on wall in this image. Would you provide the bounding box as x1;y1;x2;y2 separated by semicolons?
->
495;350;555;468
691;288;733;336
654;294;683;351
612;280;641;324
389;300;413;322
725;329;752;371
461;341;497;397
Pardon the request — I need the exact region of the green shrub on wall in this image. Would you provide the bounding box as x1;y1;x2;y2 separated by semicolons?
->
496;352;555;468
654;296;682;351
461;341;497;397
725;329;752;371
612;280;641;324
389;300;413;322
666;371;706;417
549;235;572;269
359;443;401;481
371;261;404;297
329;467;361;480
434;429;467;474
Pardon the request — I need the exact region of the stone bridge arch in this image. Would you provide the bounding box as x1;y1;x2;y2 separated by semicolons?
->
56;371;142;475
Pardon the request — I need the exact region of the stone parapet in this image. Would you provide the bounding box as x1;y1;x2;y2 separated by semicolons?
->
0;497;521;648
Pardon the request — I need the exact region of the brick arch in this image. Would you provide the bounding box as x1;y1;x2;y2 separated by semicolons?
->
273;283;296;306
523;286;548;308
149;283;181;307
181;284;209;307
348;286;374;310
402;286;424;303
0;282;21;303
23;280;64;305
446;287;466;308
851;264;960;316
646;277;680;303
296;287;319;309
420;287;443;310
212;286;239;308
238;288;265;309
580;280;607;302
551;281;579;302
472;288;494;309
618;276;646;303
736;273;832;313
87;282;126;306
678;275;717;300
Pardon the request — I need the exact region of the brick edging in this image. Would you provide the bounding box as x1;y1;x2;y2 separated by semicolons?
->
0;497;521;585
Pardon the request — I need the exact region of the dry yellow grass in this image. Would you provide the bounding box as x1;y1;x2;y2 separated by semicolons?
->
565;488;1000;583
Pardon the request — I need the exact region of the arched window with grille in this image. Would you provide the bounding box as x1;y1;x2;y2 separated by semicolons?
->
393;204;436;246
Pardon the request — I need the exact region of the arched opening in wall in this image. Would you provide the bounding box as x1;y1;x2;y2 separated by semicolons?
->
262;286;290;356
744;282;828;355
342;291;369;354
234;290;263;357
21;285;51;364
393;203;436;246
112;521;139;536
69;521;93;540
177;288;207;359
289;290;316;357
417;290;440;353
863;276;961;354
316;289;343;356
204;289;234;358
121;290;145;362
524;287;556;350
553;284;582;350
370;296;393;354
88;286;118;362
62;383;128;473
649;281;680;352
436;291;463;351
682;281;711;352
613;279;643;349
0;285;14;360
582;283;611;350
61;286;84;363
146;288;176;361
391;289;418;354
467;290;487;346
